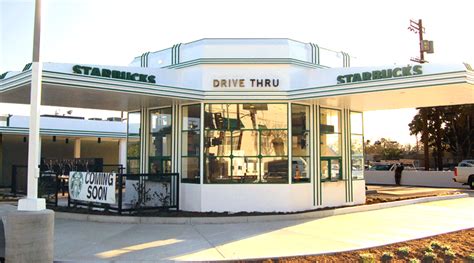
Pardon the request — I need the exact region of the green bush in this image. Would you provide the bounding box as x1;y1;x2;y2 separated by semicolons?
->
440;244;452;251
424;246;434;253
422;251;437;262
381;251;394;262
397;246;411;257
359;253;375;263
408;258;420;263
429;240;442;249
443;249;456;261
467;253;474;262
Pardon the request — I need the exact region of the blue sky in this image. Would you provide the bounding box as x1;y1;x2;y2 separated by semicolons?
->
1;0;473;144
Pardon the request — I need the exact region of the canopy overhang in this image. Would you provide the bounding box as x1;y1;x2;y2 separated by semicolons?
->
1;65;473;112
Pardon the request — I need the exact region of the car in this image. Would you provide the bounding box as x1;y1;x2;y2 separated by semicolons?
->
453;160;474;189
368;163;394;171
458;160;474;167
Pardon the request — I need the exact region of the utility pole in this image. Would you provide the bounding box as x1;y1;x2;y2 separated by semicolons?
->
408;19;434;63
408;19;434;170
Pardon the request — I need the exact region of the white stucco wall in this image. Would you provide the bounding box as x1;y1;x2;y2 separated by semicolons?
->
199;183;313;213
365;170;467;188
180;183;202;212
179;179;365;213
321;181;347;207
353;180;366;205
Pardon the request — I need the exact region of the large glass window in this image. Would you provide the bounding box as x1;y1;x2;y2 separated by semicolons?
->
204;103;288;183
351;112;364;179
291;104;310;183
127;112;141;174
320;108;342;181
182;104;201;183
149;108;172;174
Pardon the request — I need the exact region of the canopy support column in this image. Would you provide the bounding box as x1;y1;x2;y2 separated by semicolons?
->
18;62;45;211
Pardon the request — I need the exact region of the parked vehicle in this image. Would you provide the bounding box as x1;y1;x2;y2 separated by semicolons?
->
368;163;394;171
368;162;417;171
453;160;474;189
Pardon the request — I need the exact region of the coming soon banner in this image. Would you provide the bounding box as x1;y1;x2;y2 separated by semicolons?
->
68;171;116;204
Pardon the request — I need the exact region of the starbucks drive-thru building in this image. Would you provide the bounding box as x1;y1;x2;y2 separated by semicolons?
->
1;38;473;212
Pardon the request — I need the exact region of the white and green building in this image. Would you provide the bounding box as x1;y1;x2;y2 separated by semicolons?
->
1;38;473;212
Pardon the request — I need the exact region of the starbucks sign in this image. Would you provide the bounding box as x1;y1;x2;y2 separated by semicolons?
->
69;171;116;204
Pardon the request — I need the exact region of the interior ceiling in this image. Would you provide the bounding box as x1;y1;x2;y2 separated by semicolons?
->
1;81;473;112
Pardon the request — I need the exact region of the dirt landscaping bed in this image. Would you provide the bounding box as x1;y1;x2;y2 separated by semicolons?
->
365;189;462;205
257;228;474;262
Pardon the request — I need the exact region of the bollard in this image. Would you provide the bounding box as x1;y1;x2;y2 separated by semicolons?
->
5;210;54;263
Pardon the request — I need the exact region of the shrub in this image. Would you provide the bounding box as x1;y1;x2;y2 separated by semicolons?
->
381;251;394;262
397;246;411;257
467;253;474;262
408;258;420;263
443;249;456;261
359;253;375;263
440;244;451;251
422;251;437;262
423;246;434;253
429;240;442;249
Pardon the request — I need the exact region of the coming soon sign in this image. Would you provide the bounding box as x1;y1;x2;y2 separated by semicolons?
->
69;171;116;204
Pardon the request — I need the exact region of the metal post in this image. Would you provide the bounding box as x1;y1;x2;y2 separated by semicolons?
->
11;165;17;196
119;138;127;172
118;172;123;215
18;0;46;211
418;19;425;63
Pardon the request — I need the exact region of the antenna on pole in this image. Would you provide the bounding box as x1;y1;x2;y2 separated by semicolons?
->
408;19;434;63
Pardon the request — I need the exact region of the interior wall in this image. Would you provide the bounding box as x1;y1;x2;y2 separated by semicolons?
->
41;136;75;159
0;134;120;187
1;135;28;187
80;140;119;165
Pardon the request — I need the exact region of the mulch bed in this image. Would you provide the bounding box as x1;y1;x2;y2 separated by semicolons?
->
253;228;474;262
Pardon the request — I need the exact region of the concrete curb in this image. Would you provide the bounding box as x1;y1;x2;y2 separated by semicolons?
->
54;193;469;225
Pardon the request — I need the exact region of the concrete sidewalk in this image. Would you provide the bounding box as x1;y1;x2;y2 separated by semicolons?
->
53;197;474;262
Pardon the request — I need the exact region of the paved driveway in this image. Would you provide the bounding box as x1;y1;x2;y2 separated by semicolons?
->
54;197;474;262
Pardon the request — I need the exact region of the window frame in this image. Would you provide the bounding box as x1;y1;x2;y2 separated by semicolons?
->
148;107;173;174
181;104;201;184
319;107;343;182
203;103;289;184
291;103;311;183
350;111;365;180
126;111;141;174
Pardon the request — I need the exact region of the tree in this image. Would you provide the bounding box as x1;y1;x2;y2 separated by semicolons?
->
409;104;474;169
442;104;474;162
409;108;431;170
365;138;404;161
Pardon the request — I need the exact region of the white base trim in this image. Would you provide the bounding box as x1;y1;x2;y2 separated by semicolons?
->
17;198;46;211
